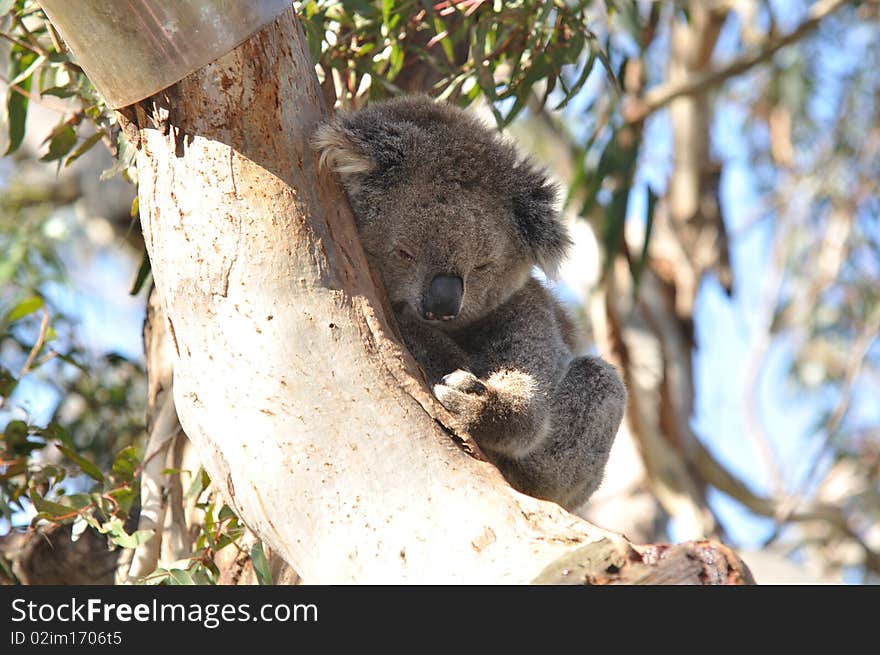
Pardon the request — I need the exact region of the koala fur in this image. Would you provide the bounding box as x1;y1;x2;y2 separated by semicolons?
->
313;96;626;510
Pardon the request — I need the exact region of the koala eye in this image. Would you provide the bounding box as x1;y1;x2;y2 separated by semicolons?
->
395;247;416;262
473;261;493;272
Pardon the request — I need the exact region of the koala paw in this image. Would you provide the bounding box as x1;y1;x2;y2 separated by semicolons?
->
433;369;489;423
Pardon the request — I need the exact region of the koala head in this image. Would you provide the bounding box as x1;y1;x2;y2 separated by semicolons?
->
313;96;571;330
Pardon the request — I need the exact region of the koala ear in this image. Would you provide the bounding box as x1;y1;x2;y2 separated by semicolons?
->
512;175;571;277
312;117;408;183
312;122;375;176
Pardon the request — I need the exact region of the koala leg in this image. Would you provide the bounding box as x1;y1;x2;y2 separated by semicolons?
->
494;356;626;510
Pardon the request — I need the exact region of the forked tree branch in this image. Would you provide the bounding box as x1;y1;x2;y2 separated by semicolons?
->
624;0;851;123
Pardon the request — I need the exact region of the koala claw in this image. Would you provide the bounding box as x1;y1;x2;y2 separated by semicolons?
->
439;369;487;395
433;369;488;421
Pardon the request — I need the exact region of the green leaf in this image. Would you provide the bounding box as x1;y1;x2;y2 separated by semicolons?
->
0;552;16;583
388;43;405;80
218;504;237;522
129;250;151;296
64;130;104;167
107;486;137;515
40;123;77;162
5;44;39;155
2;419;29;449
189;565;216;585
5;295;44;323
592;39;620;95
0;367;17;398
8;53;45;88
632;185;657;287
203;500;215;532
202;560;220;583
4;72;31;155
141;568;170;585
184;467;209;501
0;459;26;481
53;351;87;373
168;568;195;585
555;50;597;111
100;129;136;180
111;445;139;481
251;541;273;585
501;58;550;127
62;493;96;510
29;492;76;519
95;514;154;548
108;528;153;549
57;444;105;483
39;84;78;99
431;16;455;65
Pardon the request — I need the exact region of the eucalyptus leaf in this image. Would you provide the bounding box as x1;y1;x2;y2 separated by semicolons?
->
167;568;195;585
4;54;32;155
40;123;77;162
108;528;153;549
251;541;273;585
5;295;44;323
29;492;75;519
3;419;29;448
57;444;105;483
111;445;139;480
40;421;75;450
64;131;104;167
0;367;17;399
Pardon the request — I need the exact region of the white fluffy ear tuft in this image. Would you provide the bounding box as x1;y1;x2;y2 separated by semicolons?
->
312;123;375;176
512;175;571;278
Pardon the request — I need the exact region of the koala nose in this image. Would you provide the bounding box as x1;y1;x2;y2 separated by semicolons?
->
423;274;463;321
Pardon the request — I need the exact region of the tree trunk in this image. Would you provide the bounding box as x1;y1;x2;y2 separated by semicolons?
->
124;7;751;584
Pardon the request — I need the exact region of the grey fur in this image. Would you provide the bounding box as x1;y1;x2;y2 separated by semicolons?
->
313;96;626;509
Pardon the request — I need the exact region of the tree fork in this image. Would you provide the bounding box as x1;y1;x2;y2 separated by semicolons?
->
123;7;752;584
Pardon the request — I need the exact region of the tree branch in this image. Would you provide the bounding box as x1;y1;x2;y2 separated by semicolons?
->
689;438;880;575
624;0;850;123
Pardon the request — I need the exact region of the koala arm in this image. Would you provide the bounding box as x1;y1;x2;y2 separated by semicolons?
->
395;287;561;458
434;281;569;459
394;303;471;383
433;366;552;459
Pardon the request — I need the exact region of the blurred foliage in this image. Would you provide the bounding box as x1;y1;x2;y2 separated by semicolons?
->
301;0;615;122
1;0;878;584
0;143;147;577
0;0;140;579
0;0;130;173
740;5;880;575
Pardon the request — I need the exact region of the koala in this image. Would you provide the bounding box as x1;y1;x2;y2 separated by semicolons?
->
313;96;626;510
